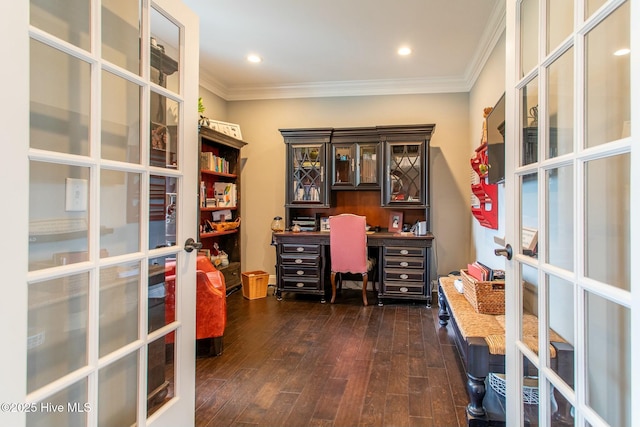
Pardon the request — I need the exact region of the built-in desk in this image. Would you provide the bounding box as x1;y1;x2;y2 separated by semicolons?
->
272;231;434;306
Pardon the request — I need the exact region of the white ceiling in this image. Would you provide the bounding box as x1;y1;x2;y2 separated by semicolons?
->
182;0;505;101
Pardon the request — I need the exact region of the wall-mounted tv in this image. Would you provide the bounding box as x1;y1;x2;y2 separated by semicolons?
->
486;93;505;184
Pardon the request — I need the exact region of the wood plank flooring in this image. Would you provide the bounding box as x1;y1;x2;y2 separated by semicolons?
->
195;288;469;427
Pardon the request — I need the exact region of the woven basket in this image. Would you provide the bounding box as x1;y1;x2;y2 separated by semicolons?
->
460;269;505;315
208;217;241;232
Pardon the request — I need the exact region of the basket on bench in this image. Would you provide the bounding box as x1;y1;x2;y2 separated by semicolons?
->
460;269;505;315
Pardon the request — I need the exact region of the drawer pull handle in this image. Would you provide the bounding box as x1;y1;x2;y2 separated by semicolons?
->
296;282;304;288
296;247;304;252
400;261;409;267
297;270;304;275
400;287;408;293
295;259;303;264
400;249;409;255
400;274;409;280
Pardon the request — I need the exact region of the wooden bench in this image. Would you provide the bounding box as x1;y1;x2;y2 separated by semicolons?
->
438;276;574;426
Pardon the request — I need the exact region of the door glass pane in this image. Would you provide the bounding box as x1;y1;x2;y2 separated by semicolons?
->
99;262;140;357
101;170;141;256
29;162;90;271
102;0;141;74
521;264;539;344
547;165;573;270
522;354;540;421
359;144;378;184
147;332;175;416
585;292;630;426
389;143;422;202
30;40;90;156
26;379;88;427
333;146;352;185
547;48;573;159
586;0;607;18
27;274;89;392
150;7;180;94
30;0;90;50
547;275;574;388
101;71;141;163
520;0;539;77
585;2;630;148
521;78;539;166
149;256;174;334
98;351;138;426
149;176;177;249
547;378;574;425
150;93;179;169
584;154;630;290
546;0;573;54
521;173;538;257
292;145;323;202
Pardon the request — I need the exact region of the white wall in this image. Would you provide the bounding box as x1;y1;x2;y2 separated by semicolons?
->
468;31;507;271
217;94;472;279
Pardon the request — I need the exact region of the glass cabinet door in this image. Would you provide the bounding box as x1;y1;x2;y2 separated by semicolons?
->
331;142;380;189
332;144;355;188
357;143;379;188
384;141;424;205
289;144;326;204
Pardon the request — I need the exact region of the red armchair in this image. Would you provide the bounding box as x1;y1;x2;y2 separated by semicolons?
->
165;255;227;356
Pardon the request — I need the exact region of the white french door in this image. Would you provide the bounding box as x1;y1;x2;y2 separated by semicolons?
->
1;1;199;426
504;0;637;426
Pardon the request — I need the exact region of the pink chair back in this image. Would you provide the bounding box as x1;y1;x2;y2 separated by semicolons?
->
329;214;368;273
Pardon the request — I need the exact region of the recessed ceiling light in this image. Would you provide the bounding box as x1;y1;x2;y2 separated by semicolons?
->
398;47;412;56
247;54;262;63
614;48;630;56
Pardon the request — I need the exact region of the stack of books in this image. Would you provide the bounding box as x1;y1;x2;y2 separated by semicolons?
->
467;261;495;281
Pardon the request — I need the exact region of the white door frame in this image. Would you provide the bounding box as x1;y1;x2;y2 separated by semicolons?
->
504;0;637;425
0;0;199;425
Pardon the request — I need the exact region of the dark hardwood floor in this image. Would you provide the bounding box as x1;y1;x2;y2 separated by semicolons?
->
195;287;469;427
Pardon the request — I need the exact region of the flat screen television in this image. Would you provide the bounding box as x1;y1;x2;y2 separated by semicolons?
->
486;93;505;184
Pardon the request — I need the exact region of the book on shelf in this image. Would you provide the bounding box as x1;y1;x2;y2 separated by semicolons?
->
200;152;230;173
214;182;237;207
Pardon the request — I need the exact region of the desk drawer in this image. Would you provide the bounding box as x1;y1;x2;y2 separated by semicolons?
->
383;282;425;295
383;268;425;282
282;276;321;290
282;265;319;278
282;244;321;254
384;256;425;269
384;246;425;257
280;254;320;267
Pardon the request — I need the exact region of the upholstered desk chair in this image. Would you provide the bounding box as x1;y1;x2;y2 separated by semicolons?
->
329;213;375;306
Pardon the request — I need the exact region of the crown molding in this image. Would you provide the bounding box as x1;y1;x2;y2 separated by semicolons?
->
220;77;472;101
462;1;506;90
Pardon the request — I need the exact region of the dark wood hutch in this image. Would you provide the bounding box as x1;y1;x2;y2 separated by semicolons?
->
274;124;436;306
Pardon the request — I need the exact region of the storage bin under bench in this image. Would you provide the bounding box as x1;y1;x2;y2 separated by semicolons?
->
437;276;574;426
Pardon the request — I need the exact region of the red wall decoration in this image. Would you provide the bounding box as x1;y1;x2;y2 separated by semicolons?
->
470;143;498;229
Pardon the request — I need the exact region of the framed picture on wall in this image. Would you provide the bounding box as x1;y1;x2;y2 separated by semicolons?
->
388;211;403;233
